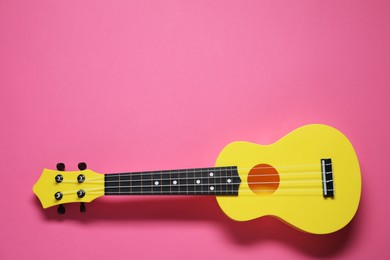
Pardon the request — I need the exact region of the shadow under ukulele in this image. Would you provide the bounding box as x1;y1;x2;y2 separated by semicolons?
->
34;160;363;259
34;125;361;238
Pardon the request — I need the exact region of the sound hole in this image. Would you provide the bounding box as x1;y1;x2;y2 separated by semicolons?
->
248;164;280;195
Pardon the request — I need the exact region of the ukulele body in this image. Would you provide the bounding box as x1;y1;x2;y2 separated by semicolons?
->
215;124;361;234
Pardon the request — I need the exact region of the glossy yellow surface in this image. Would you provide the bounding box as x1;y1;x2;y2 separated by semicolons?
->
215;124;361;234
33;169;104;208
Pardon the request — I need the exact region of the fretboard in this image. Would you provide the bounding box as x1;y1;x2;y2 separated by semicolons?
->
104;166;241;196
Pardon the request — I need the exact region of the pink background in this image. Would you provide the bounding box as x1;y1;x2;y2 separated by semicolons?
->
1;1;389;259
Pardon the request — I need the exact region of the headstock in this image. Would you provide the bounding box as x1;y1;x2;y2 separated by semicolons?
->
33;162;104;213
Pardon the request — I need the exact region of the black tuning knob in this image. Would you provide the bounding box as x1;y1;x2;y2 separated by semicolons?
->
78;162;87;171
57;204;65;214
77;174;85;183
56;163;65;171
55;174;63;183
54;192;63;200
80;202;86;213
77;189;86;198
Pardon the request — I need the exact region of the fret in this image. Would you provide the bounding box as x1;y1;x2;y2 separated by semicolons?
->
187;169;195;194
131;173;141;194
219;168;227;195
140;171;143;195
160;171;163;194
194;169;202;194
130;172;132;194
216;167;224;195
105;166;241;196
218;168;226;195
105;174;119;195
120;174;130;194
118;174;121;195
185;169;189;194
221;167;231;196
232;166;239;195
201;168;209;194
178;170;187;194
161;171;171;194
215;168;221;195
231;167;237;195
227;167;232;195
171;170;179;194
208;168;216;195
151;171;162;194
142;172;152;194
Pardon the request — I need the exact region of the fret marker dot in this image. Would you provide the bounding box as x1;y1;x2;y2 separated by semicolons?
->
196;180;201;184
227;178;232;183
209;172;214;177
154;181;159;186
173;180;178;185
210;186;215;191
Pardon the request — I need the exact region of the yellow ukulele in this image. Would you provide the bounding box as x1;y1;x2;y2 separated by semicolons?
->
33;124;361;234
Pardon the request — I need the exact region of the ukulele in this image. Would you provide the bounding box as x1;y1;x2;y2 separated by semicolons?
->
33;124;361;234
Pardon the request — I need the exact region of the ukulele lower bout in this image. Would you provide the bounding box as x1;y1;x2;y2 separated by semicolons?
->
215;124;361;234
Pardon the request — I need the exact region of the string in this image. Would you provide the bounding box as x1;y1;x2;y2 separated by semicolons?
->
60;187;330;196
59;181;324;191
60;180;326;187
62;171;328;184
59;171;328;186
81;163;331;182
97;189;331;193
57;180;329;196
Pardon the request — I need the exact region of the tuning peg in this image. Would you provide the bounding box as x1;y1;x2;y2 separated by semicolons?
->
57;204;65;214
80;202;86;213
56;163;65;171
78;162;87;171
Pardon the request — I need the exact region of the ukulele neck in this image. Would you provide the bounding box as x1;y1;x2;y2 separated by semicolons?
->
104;166;241;196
